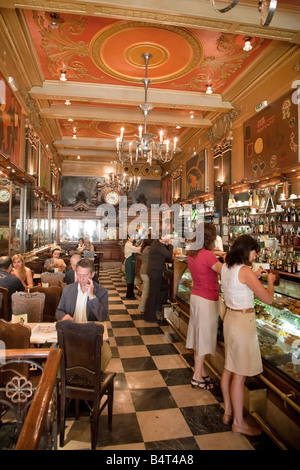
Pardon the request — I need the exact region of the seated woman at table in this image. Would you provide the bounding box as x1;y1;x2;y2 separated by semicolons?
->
84;238;94;252
11;254;34;290
77;237;85;253
44;248;66;273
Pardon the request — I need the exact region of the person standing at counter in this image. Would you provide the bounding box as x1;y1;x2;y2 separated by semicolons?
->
144;235;173;323
138;238;152;313
124;235;141;299
220;234;275;436
186;223;222;390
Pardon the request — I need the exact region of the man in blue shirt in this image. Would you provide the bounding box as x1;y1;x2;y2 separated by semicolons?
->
0;256;25;319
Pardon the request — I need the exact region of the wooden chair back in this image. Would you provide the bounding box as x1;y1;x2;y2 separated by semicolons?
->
56;320;116;450
40;272;64;287
29;286;62;322
0;286;9;321
0;319;31;380
11;292;45;323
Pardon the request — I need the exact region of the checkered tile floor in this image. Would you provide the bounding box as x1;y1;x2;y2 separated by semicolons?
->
59;266;277;451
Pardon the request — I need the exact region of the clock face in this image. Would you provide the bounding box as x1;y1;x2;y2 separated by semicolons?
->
105;190;120;205
0;188;10;202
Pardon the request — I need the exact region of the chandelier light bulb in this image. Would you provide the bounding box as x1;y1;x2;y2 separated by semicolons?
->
60;70;67;81
243;37;252;52
206;84;213;94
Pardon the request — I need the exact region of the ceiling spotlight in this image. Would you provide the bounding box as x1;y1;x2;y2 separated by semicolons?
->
190;111;194;119
206;83;213;94
72;128;77;139
60;70;67;82
68;118;73;122
243;37;252;52
65;99;71;105
77;155;80;160
50;13;60;28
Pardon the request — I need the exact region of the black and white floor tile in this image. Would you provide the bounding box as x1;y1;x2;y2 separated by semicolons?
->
59;267;278;451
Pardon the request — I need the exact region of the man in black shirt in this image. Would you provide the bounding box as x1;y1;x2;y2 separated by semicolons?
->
144;237;173;323
0;256;25;320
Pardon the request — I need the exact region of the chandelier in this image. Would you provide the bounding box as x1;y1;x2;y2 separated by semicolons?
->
116;53;180;166
104;166;140;193
210;0;277;27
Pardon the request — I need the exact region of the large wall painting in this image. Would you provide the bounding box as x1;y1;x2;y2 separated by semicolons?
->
244;90;299;179
0;73;22;165
185;150;207;198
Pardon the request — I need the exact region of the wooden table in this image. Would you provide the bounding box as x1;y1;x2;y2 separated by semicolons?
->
28;321;108;345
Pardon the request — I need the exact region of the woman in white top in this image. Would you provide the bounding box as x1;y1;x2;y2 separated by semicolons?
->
220;235;275;437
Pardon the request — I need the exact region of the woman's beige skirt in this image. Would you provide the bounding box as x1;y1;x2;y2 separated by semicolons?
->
223;308;263;377
186;294;218;356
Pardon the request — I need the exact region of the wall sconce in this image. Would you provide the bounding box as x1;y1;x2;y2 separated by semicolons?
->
72;127;77;139
215;179;225;188
243;37;252;52
65;99;71;105
206;83;213;95
60;70;67;82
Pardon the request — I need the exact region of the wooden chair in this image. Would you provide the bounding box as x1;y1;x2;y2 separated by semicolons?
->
40;272;64;287
0;287;9;321
29;286;62;322
11;292;45;323
56;321;116;450
0;319;31;385
25;259;44;274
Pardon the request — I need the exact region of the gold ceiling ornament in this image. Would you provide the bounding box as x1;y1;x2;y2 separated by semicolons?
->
32;11;103;81
173;33;265;92
206;107;241;145
90;21;202;83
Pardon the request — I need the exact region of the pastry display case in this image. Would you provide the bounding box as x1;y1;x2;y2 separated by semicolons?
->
172;261;300;390
165;258;300;448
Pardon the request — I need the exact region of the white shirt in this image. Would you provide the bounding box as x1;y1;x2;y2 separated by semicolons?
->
221;264;254;309
124;241;141;259
73;283;88;322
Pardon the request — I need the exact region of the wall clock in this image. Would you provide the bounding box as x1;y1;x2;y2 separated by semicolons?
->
0;188;10;202
104;190;120;206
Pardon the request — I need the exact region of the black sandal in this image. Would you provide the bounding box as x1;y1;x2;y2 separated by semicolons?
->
191;379;214;390
203;375;218;386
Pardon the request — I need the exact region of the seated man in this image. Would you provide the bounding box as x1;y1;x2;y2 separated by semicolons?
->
56;258;110;369
0;256;25;320
65;253;99;285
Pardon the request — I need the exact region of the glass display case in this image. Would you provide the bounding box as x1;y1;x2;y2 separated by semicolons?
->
175;263;300;388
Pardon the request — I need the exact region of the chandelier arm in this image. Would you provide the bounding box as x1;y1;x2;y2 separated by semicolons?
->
210;0;240;14
259;0;277;27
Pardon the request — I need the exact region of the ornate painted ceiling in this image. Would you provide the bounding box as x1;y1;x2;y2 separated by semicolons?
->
0;0;299;171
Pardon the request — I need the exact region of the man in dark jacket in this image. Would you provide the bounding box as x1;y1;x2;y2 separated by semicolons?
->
64;253;99;285
0;256;25;319
144;236;173;323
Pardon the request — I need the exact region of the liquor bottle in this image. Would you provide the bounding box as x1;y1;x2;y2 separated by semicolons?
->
236;210;239;225
291;204;297;222
297;256;300;273
259;217;264;234
277;216;283;236
269;216;274;234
